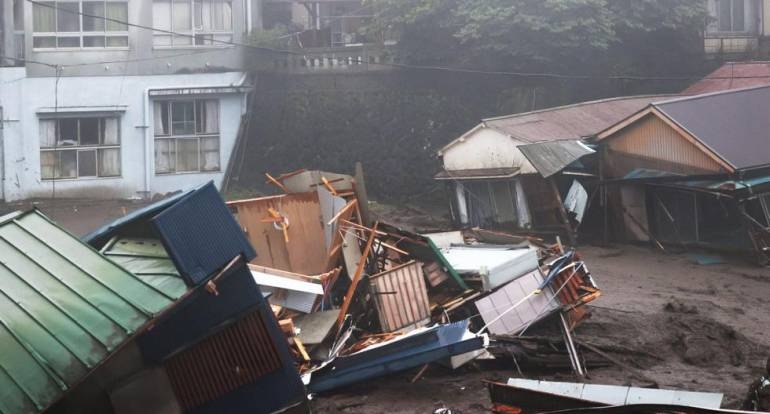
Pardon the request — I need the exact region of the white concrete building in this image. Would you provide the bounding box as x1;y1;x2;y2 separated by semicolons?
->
0;0;263;201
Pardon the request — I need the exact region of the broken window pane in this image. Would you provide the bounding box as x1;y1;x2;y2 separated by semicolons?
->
78;150;98;177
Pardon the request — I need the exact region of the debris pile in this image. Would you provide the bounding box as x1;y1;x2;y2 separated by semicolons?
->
226;169;603;392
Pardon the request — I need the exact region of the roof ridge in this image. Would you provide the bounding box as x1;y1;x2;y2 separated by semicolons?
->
482;94;676;123
657;83;770;106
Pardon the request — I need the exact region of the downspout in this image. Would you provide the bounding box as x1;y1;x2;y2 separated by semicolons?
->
245;0;252;34
143;87;151;197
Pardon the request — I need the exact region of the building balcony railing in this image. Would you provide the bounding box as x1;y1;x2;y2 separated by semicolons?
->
265;44;397;74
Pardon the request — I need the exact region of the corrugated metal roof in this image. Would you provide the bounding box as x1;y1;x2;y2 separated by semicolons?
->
101;237;187;299
518;140;595;178
482;95;669;143
653;85;770;170
0;210;181;414
682;61;770;95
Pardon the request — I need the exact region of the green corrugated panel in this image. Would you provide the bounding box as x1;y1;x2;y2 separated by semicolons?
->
102;238;187;299
0;210;183;414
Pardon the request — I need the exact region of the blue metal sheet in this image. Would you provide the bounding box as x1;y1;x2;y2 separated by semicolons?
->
308;320;485;393
151;182;256;286
83;189;195;248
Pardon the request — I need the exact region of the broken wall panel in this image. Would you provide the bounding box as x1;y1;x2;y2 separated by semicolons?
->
369;261;431;332
474;269;558;335
228;192;328;274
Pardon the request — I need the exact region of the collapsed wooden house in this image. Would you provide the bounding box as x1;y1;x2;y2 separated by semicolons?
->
593;85;770;263
435;95;669;243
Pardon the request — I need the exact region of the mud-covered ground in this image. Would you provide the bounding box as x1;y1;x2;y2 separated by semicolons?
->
309;245;770;413
5;197;769;413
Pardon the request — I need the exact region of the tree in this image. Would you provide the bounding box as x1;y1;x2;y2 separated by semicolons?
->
364;0;709;75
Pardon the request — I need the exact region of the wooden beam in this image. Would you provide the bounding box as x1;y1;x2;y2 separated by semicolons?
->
336;222;379;331
265;173;288;193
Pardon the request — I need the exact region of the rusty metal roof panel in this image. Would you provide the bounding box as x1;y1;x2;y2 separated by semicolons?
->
482;95;669;143
518;140;595;178
682;61;770;95
0;210;180;414
654;85;770;170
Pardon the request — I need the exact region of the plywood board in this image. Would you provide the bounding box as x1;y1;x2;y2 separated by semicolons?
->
229;192;327;274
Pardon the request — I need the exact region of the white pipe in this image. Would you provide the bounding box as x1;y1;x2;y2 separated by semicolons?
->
245;0;252;33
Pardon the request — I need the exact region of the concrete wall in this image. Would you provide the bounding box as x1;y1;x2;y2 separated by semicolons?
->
21;0;257;77
441;126;536;174
0;69;247;201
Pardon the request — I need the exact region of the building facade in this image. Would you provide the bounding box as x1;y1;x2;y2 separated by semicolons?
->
704;0;770;56
0;0;262;201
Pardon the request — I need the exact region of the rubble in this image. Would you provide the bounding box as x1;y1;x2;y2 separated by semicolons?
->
223;168;603;396
0;167;752;414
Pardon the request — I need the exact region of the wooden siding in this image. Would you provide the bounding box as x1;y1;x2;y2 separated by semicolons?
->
603;114;725;178
369;261;431;333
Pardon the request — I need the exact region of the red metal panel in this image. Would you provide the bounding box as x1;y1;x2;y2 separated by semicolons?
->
165;310;283;410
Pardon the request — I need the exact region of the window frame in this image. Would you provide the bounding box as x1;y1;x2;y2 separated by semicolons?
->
32;0;130;51
152;0;234;49
39;116;122;180
154;99;221;175
709;0;758;35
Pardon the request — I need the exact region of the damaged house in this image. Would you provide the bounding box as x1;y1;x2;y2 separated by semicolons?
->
594;85;770;263
436;95;668;242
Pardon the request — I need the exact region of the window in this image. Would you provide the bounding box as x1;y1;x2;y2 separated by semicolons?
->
152;0;233;47
39;117;121;179
154;99;220;174
711;0;759;33
32;1;128;49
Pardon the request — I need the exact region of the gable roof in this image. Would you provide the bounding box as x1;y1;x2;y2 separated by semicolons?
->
598;84;770;171
682;61;770;95
439;95;670;154
0;210;182;414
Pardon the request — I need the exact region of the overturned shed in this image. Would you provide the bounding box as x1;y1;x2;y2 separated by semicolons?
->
0;210;182;414
82;182;308;414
